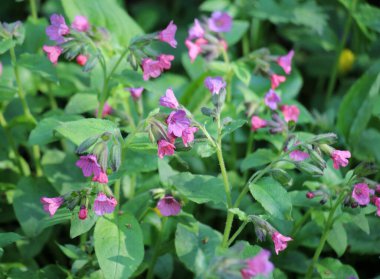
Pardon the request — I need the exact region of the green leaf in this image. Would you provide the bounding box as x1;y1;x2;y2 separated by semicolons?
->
222;119;247;138
249;177;292;220
327;222;347;257
94;213;144;279
241;149;277;171
352;213;370;235
225;20;249;46
57;243;86;260
228;208;247;221
18;53;58;82
232;62;251;86
65;93;98;114
316;258;358;279
70;210;98;239
0;39;15;54
0;232;23;248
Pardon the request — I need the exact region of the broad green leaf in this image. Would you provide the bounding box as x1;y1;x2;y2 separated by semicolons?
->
0;39;15;54
222;119;247;138
24;17;49;53
57;243;86;260
316;258;358;279
241;149;276;171
327;222;347;257
225;20;249;46
352;213;370;235
65;93;98;114
232;63;251;86
249;177;292;220
18;53;58;82
70;209;98;239
353;129;380;163
280;68;303;100
0;232;23;247
94;213;144;279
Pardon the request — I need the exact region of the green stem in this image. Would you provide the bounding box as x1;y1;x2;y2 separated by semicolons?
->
147;217;167;279
291;208;312;237
113;179;121;215
228;220;248;246
242;130;254;183
305;192;347;279
29;0;38;20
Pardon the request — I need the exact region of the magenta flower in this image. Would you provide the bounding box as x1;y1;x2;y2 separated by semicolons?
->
157;139;176;159
251;116;267;131
46;14;70;43
167;110;191;137
76;54;88;66
142;58;162;80
159;88;179;109
271;231;292;255
126;87;144;101
92;170;108;184
264;89;281;110
158;54;174;70
204;76;226;95
71;15;90;32
75;154;101;177
188;19;205;39
0;62;2;76
157;195;181;216
331;150;351;170
277;50;294;75
240;249;274;279
270;74;286;89
158;20;177;48
78;205;88;220
374;197;380;217
208;11;232;33
352;183;370;206
281;105;300;123
182;126;198;147
185;38;207;63
40;196;64;217
289;150;310;161
93;192;117;216
95;102;113;118
43;45;62;65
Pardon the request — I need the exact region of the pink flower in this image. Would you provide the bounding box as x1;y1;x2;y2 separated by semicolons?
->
204;76;226;95
352;183;370;206
71;15;90;32
182;126;198;147
281;105;300;123
251;116;267;131
271;231;292;255
158;54;174;70
167;110;191;137
159;88;179;109
76;54;88;66
374;197;380;217
93;192;117;216
0;62;2;76
75;154;101;177
208;11;232;33
78;205;88;220
46;14;70;43
43;45;62;65
185;38;207;62
289;150;310;161
142;58;162;80
188;19;204;39
92;170;108;184
270;74;286;89
264;89;281;110
240;249;274;279
157;195;181;216
158;20;177;48
126;87;144;101
40;196;64;217
95;102;113;118
157;139;176;159
277;50;294;75
331;150;351;170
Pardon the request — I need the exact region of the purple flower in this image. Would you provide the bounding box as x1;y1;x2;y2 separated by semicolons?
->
40;196;64;217
157;195;181;216
182;126;198;147
272;231;292;255
43;45;62;65
241;249;274;279
264;89;281;110
289;150;310;162
352;183;370;206
208;11;232;33
277;50;294;75
331;150;351;170
93;192;117;216
142;58;162;80
204;76;226;95
167;110;191;137
270;74;286;89
126;87;144;101
75;154;101;177
157;139;176;159
158;20;177;48
71;15;90;32
157;54;174;70
188;19;205;39
159;88;179;109
92;170;108;184
46;14;70;43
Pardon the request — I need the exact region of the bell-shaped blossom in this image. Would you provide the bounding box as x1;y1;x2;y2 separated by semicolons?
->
271;231;292;254
95;102;113;118
159;88;179;109
40;196;64;217
158;20;177;48
157;195;181;216
277;50;294;75
264;89;281;110
270;74;286;89
352;183;370;206
75;154;101;177
78;205;88;220
157;139;176;159
188;19;205;39
43;45;62;65
185;38;207;63
331;150;351;170
46;14;70;43
281;105;300;123
182;126;198;147
208;11;232;33
241;249;274;279
204;76;226;95
251;116;267;131
167;110;191;137
289;150;309;162
127;87;144;101
142;58;162;80
158;54;174;70
71;15;90;32
93;192;117;216
92;170;108;184
76;54;88;66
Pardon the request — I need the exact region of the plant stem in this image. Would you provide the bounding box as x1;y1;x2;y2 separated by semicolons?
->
29;0;38;20
227;220;248;246
147;217;167;279
305;192;346;279
242;130;254;183
291;208;312;237
113;179;121;214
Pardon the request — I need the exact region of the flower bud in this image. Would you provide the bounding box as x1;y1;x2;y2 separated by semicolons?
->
270;169;293;186
310;133;337;144
76;54;88;66
319;143;334;156
110;143;122;171
309;148;326;169
149;119;170;142
296;162;324;176
92;142;109;172
67;196;80;211
320;197;328;205
76;135;99;154
78;205;88;220
201;107;215;117
83;56;98;72
306;192;315;199
254;226;267;242
127;53;139;71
